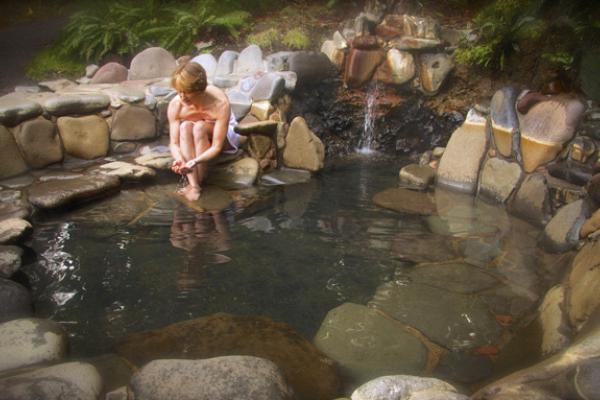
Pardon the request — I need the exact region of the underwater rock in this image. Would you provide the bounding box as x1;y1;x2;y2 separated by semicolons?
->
91;62;128;84
391;232;458;263
283;116;325;172
98;161;156;180
111;105;157;141
398;163;435;188
260;168;312;186
0;125;28;179
207;157;259;189
0;278;32;323
129;47;176;80
372;188;436;215
406;262;500;294
490;87;520;159
351;375;468;400
477;157;523;203
135;152;174;170
437;110;488;193
0;245;22;278
131;357;294;400
0;318;67;373
115;313;340;400
314;303;428;387
539;285;571;356
519;96;585;173
13;117;63;168
509;172;552;227
0;362;102;400
0;94;43;126
57;115;110;159
567;240;600;331
28;175;120;209
539;199;590;253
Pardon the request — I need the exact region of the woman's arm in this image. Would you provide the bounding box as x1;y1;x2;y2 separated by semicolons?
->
167;99;185;173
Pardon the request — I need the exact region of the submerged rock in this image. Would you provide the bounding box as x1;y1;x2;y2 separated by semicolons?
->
28;175;120;209
372;187;436;215
509;172;552;227
0;278;32;323
477;157;523;203
115;313;340;400
539;199;590;253
351;375;468;400
567;240;600;331
131;357;295;400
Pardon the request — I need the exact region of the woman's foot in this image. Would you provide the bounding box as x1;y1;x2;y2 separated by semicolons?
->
177;185;202;201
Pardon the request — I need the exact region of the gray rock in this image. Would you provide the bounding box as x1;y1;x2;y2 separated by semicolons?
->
57;115;110;159
539;199;590;253
509;172;552;227
0;125;28;179
130;357;294;400
237;75;258;94
13;117;63;168
260;168;312;186
250;73;285;102
0;175;34;190
539;285;571;356
567;240;600;331
275;71;298;91
129;47;176;80
351;375;468;400
282;116;324;172
436;351;493;384
41;93;110;116
437;110;489;193
369;280;503;350
135;152;173;170
216;50;239;76
98;161;156;180
390;232;457;263
0;95;43;126
85;64;99;78
477;157;523;203
27;175;120;209
191;53;217;80
266;51;293;72
399;163;435;188
38;78;77;92
148;84;174;97
235;44;264;75
213;74;240;89
575;359;600;400
226;89;252;120
0;245;23;278
490;87;520;158
0;218;32;244
390;36;442;50
0;278;32;323
403;15;440;40
287;51;336;84
206;157;259;189
112;85;146;104
314;303;429;385
111;105;156;141
0;318;67;372
418;53;454;95
0;361;102;400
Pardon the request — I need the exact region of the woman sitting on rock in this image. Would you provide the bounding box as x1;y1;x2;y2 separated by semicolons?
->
168;61;244;201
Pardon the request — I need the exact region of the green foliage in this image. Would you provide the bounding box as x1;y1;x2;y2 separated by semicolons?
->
26;47;86;80
282;28;310;50
247;28;280;51
542;51;574;71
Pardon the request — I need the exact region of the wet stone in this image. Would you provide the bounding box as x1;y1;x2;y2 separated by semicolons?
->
42;93;110;116
477;157;523;203
406;262;500;294
314;303;428;386
0;245;23;278
0;218;32;244
98;161;156;181
0;278;32;323
436;351;494;384
391;232;458;263
0;191;31;221
567;240;600;330
509;172;552;227
135;152;173;170
0;125;28;180
373;188;437;216
490;87;520;158
539;199;590;253
206;157;259;189
27;174;120;210
351;375;469;400
399;163;435;189
260;168;312;186
283;116;325;172
0;95;43;126
0;318;67;373
0;174;34;189
369;281;503;350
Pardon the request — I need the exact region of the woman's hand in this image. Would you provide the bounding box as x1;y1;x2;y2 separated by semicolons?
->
181;159;198;173
171;159;185;174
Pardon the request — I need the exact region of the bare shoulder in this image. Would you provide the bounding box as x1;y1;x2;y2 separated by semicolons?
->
207;85;231;118
167;96;182;119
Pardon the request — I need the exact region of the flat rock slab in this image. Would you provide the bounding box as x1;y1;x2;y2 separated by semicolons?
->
260;168;312;186
372;188;437;215
131;357;294;400
98;161;156;180
207;157;259;189
369;280;503;350
0;218;32;244
0;94;43;126
170;185;233;213
115;314;340;400
0;191;32;222
0;245;23;278
28;175;120;209
135;152;173;170
314;303;428;386
41;93;110;116
0;318;67;373
0;361;102;400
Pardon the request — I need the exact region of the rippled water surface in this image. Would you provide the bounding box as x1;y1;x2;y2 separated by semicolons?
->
24;158;559;384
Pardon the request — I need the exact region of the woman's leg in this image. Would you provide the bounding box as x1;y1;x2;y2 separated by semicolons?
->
178;121;199;195
192;121;212;186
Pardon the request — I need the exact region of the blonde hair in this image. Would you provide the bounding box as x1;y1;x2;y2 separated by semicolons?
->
171;61;207;93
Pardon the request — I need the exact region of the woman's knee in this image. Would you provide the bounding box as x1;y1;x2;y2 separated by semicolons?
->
192;122;210;141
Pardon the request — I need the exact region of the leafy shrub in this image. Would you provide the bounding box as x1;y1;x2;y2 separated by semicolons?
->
282;28;310;50
247;28;280;51
27;47;86;80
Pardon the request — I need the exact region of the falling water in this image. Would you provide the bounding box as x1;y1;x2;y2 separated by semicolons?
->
356;80;379;155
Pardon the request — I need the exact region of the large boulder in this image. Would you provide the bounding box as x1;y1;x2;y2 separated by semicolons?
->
0;278;32;323
13;117;63;168
0;318;67;373
207;157;259;189
287;51;337;85
567;240;600;331
128;47;176;80
282;116;325;172
90;62;128;84
418;53;454;95
344;48;385;88
0;218;32;244
477;157;523;203
519;96;586;172
0;362;102;400
437;110;489;193
110;105;156;141
27;175;120;209
351;375;468;400
250;73;286;102
0;125;28;179
374;49;415;85
509;172;552;227
130;357;295;400
57;115;110;159
314;303;429;386
490;87;520;159
191;53;217;81
235;44;264;76
115;314;340;400
539;199;590;253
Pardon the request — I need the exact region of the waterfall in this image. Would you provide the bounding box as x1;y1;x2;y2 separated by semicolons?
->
356;80;379;154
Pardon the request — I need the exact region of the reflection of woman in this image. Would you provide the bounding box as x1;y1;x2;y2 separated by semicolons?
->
169;210;231;256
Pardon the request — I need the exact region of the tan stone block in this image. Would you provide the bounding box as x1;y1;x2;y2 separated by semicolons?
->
520;137;563;173
567;240;600;330
492;125;513;158
250;101;274;121
0;125;27;179
13;117;63;168
282;117;324;172
57;115;109;159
